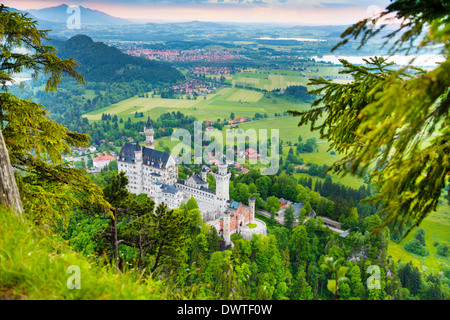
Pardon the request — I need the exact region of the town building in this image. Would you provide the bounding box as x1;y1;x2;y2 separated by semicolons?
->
93;155;115;170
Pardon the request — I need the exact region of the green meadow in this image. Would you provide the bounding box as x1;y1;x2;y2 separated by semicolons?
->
231;72;311;91
388;203;450;273
82;87;308;122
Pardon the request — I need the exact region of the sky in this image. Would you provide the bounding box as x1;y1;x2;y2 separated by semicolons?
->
4;0;392;25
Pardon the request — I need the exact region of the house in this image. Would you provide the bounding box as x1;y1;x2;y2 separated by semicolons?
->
209;159;219;165
204;120;214;125
206;126;215;132
245;148;260;159
202;165;212;172
279;198;291;208
88;146;97;153
241;167;249;174
93;155;115;170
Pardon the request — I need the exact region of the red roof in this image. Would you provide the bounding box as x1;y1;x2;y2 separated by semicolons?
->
94;155;114;162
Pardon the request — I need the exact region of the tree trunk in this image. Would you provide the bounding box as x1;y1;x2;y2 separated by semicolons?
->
112;209;119;266
0;129;23;215
151;240;165;274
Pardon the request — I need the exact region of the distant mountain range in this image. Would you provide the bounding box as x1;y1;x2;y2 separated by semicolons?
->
10;4;131;25
54;35;184;84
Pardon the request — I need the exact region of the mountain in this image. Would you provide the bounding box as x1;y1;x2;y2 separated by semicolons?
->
5;6;61;29
28;4;131;25
55;35;185;84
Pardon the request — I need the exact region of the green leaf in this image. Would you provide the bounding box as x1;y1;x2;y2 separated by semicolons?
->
327;279;337;294
337;266;349;279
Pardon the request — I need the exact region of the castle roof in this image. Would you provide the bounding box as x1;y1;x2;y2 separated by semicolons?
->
177;179;216;195
119;143;171;169
190;174;208;185
229;201;240;210
161;184;179;195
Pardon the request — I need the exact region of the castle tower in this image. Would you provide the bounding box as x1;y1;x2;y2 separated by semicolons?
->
201;166;207;182
133;141;143;194
215;155;230;212
144;116;155;149
223;210;231;244
249;197;256;223
134;141;142;162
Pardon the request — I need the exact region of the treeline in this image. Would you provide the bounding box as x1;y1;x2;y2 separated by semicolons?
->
272;85;317;102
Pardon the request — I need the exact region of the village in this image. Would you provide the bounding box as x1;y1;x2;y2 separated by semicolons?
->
125;48;244;63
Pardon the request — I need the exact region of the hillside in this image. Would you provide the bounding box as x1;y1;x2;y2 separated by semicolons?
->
55;35;185;84
0;206;165;300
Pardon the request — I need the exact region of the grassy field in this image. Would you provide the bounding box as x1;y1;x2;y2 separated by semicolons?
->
82;87;309;123
388;203;450;273
231;72;310;91
226;89;263;102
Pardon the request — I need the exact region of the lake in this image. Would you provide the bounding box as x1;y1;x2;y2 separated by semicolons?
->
311;54;445;67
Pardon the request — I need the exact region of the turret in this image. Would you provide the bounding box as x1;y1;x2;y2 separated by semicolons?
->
223;210;231;244
201;166;207;182
215;155;231;212
144;116;155;149
249;197;256;223
134;141;142;162
217;155;228;175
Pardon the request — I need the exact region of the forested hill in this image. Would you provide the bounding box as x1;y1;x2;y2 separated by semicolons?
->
54;35;185;84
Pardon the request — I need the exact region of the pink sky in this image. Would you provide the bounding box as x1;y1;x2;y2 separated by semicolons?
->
3;0;387;25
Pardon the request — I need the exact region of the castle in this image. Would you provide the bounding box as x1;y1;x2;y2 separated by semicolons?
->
117;118;266;244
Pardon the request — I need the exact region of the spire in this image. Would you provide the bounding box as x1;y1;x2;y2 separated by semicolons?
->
145;116;153;129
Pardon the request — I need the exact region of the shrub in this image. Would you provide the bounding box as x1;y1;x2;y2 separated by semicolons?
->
437;243;449;257
404;239;429;256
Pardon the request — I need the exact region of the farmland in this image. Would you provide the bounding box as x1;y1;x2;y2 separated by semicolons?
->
231;72;310;91
83;87;304;122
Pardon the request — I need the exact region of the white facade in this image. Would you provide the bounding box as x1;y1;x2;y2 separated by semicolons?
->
118;120;230;215
93;155;114;170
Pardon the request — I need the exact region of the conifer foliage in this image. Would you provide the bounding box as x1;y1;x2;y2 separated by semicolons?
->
0;5;110;224
289;0;449;238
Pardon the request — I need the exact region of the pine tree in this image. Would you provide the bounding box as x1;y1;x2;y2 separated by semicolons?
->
288;0;450;238
0;6;110;223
